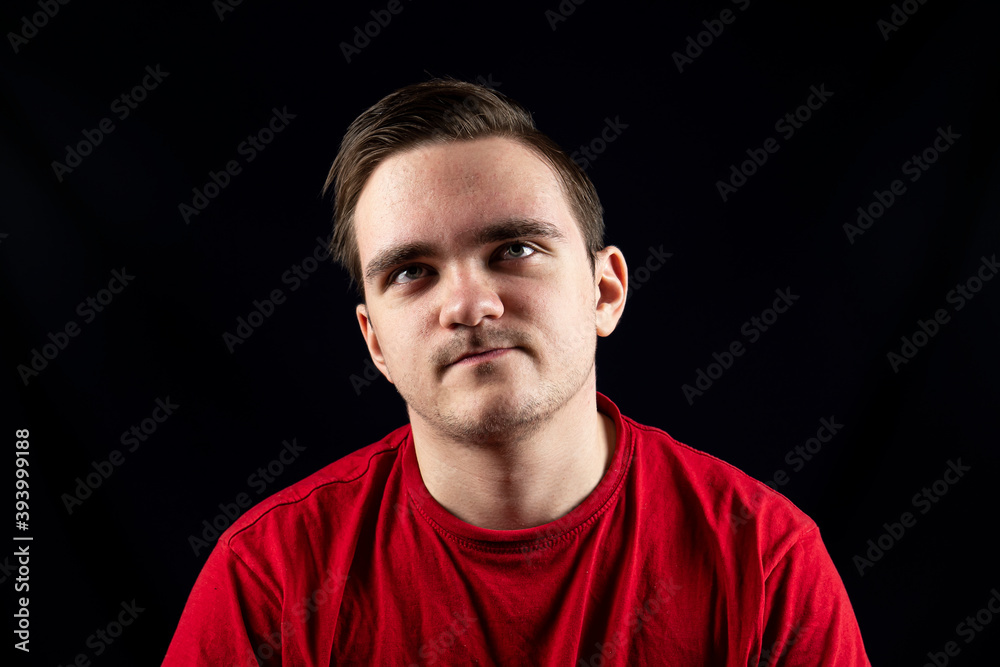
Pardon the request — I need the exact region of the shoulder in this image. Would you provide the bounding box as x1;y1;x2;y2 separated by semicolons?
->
219;423;409;555
622;413;817;566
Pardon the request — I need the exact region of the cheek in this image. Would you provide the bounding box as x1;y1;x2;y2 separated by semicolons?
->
511;277;594;345
374;307;431;368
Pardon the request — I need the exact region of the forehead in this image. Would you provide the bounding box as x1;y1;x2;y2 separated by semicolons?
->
354;137;578;254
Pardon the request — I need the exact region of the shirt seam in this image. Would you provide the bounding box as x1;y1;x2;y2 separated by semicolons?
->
762;523;821;582
223;442;403;545
221;539;283;610
626;418;817;521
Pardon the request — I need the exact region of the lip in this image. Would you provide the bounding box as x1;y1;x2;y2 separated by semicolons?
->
450;347;515;366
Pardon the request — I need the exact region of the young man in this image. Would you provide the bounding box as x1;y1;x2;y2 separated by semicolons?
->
163;78;870;665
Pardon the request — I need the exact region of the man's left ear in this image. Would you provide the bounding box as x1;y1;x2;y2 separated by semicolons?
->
594;246;627;337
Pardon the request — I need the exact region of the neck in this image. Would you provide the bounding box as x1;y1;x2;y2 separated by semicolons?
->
409;383;616;531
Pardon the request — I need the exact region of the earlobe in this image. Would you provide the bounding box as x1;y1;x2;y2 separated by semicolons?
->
356;303;394;383
594;246;628;337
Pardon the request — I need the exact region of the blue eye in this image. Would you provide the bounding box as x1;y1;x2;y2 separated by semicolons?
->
502;243;535;259
388;243;537;287
391;266;427;285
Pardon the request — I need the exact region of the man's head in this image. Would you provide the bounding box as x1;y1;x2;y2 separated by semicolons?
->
323;79;627;445
322;77;605;302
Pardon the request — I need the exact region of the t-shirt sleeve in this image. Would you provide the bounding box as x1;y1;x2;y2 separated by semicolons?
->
758;526;871;666
162;540;283;666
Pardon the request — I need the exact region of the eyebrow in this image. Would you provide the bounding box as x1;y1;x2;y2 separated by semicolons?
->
363;217;568;285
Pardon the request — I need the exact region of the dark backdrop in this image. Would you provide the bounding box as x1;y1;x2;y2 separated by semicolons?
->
3;0;999;664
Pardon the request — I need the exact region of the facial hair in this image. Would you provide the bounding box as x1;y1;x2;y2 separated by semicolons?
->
398;326;597;449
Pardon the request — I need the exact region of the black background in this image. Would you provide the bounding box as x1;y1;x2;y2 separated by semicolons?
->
3;0;999;664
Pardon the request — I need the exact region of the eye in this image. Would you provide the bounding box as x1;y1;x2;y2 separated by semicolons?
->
390;265;428;285
499;242;536;260
388;243;538;287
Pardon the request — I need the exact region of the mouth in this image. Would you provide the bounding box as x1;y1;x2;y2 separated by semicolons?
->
449;347;516;366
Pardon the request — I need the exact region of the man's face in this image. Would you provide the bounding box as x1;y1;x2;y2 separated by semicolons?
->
353;136;620;445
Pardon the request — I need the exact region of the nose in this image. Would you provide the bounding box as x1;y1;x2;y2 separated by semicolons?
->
438;264;504;329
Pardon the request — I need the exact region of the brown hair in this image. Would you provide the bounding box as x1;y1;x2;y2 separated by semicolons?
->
321;76;605;300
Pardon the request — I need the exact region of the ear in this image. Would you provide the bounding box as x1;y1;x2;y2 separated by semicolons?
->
593;246;627;337
356;303;394;384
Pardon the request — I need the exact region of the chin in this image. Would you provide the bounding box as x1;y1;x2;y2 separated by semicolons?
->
436;387;548;445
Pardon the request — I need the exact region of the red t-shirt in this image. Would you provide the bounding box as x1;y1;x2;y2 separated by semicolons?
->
163;392;870;666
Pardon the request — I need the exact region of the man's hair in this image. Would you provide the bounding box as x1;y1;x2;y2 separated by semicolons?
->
321;77;605;300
